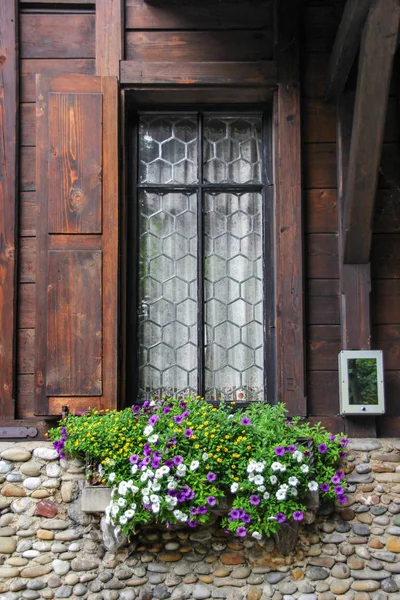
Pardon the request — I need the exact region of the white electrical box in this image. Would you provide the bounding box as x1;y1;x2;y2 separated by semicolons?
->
338;350;385;416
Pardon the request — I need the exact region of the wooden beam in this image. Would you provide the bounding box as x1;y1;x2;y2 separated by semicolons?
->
120;60;277;86
337;94;375;438
0;0;18;419
325;0;372;100
343;0;400;264
96;0;123;77
274;0;306;416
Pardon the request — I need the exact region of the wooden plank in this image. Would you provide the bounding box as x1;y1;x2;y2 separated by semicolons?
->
302;53;330;99
307;234;339;279
306;279;340;325
125;31;273;63
20;14;95;59
17;374;34;420
307;325;341;371
325;0;373;100
343;0;400;263
20;192;36;237
378;371;400;416
18;283;35;329
20;0;94;3
307;370;339;416
274;0;306;416
0;0;18;418
302;2;341;53
125;0;272;30
19;238;36;283
306;416;345;435
47;250;102;396
305;189;338;233
372;280;400;325
20;146;35;191
120;60;277;86
374;189;400;233
379;143;400;190
20;103;35;146
21;59;96;103
48;92;102;234
303;99;336;143
373;324;400;370
128;86;273;105
378;414;400;437
17;329;35;374
303;143;336;189
96;0;123;77
371;234;400;279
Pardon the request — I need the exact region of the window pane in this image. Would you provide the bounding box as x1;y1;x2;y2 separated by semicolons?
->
139;115;198;184
204;192;264;402
203;116;262;184
138;192;198;398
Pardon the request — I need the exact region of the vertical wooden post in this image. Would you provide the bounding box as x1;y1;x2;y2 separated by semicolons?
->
274;0;306;416
96;0;124;77
337;94;375;437
0;0;18;418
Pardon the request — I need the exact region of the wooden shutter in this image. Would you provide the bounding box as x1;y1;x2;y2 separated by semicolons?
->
35;74;118;416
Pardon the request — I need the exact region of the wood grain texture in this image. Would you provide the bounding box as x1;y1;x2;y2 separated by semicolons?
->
307;234;339;279
20;192;36;237
303;143;337;189
274;0;306;416
18;329;35;374
20;146;35;191
307;325;341;371
125;31;273;63
305;189;338;233
343;0;400;263
20;103;35;146
125;0;272;30
302;1;342;53
20;14;95;59
374;189;400;233
18;283;35;329
96;0;123;77
120;60;277;86
302;53;330;99
306;279;340;325
307;370;339;416
21;59;96;103
325;0;373;100
373;324;400;370
302;99;336;143
47;250;102;396
19;238;35;283
48;92;102;234
0;0;18;418
372;280;400;325
371;234;400;279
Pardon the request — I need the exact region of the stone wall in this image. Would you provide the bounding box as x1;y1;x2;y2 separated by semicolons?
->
1;439;400;600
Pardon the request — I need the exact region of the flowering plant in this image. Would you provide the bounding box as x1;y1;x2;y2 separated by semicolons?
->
49;398;348;540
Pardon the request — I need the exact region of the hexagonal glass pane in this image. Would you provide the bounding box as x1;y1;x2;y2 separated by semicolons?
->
176;299;197;326
163;278;188;304
229;211;252;239
228;255;253;282
215;321;240;347
241;321;263;349
205;299;226;326
149;299;175;326
205;344;227;370
162;138;185;164
227;299;252;327
139;321;161;348
149;343;176;370
177;343;197;371
214;234;240;260
149;255;174;281
162;366;189;390
204;255;227;283
241;277;262;304
228;344;254;370
163;322;189;347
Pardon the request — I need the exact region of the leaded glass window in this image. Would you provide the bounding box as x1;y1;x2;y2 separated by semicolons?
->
132;112;271;402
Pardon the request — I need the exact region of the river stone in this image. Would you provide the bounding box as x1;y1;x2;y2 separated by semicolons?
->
352;524;370;536
7;472;22;482
0;566;20;578
54;586;72;598
46;463;61;478
381;577;399;593
11;497;31;513
72;584;87;597
20;462;42;477
352;581;381;593
53;559;70;576
0;537;17;553
33;448;59;461
387;537;400;552
67;500;91;525
352;568;390;580
23;478;41;491
356;464;372;474
20;565;52;578
322;534;346;544
335;521;351;533
71;556;99;571
346;472;373;484
230;566;250;579
331;563;350;579
2;483;26;497
349;440;382;451
0;526;15;537
54;528;82;541
265;572;288;584
1;448;31;462
42;479;60;488
0;460;13;474
22;591;40;600
307;567;329;581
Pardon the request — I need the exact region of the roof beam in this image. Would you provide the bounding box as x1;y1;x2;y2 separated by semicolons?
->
343;0;400;264
325;0;372;100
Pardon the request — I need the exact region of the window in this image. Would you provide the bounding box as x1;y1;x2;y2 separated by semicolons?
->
128;110;273;403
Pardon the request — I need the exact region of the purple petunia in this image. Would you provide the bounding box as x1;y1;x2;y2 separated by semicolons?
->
275;512;286;523
334;485;344;495
241;513;251;524
143;444;152;456
320;483;330;492
181;411;190;419
241;417;251;426
173;455;184;465
331;475;341;485
142;456;151;466
133;405;141;413
274;446;285;456
151;458;161;469
336;470;344;479
148;414;159;426
237;526;247;537
184;429;193;438
287;445;297;453
174;415;183;425
340;437;349;447
293;510;304;521
337;495;347;504
329;433;336;442
164;459;174;468
206;472;216;482
339;451;346;459
207;496;216;506
197;505;207;515
230;509;241;520
250;495;260;506
318;443;328;454
284;420;293;426
188;519;197;528
177;491;186;503
163;407;171;414
190;507;198;515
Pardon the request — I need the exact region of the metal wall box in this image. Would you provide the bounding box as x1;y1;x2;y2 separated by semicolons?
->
339;350;385;415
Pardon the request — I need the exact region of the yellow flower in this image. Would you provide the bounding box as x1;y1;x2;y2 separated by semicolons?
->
195;444;200;449
217;458;222;463
210;434;215;439
247;446;252;451
232;465;236;469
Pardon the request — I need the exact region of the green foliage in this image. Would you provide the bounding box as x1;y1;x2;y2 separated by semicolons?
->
49;398;348;540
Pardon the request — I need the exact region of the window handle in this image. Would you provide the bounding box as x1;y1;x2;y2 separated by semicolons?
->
137;301;149;321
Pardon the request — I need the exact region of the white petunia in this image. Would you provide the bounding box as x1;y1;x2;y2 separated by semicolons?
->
270;475;278;485
117;498;126;507
141;487;150;496
150;494;160;504
308;481;318;491
143;425;154;437
231;482;239;493
108;472;116;482
247;462;256;473
289;487;298;497
300;464;309;474
280;464;287;472
152;503;160;514
180;513;188;522
248;473;255;482
143;495;150;505
118;482;128;496
159;465;170;475
111;504;119;517
252;531;262;540
151;481;161;492
190;460;200;471
276;490;286;500
125;509;135;518
131;464;138;475
255;462;265;473
254;475;264;485
140;472;149;483
293;450;303;463
168;479;177;490
271;462;282;472
130;485;139;495
130;503;137;510
202;453;209;461
148;434;159;444
119;515;127;525
263;492;270;500
257;485;266;493
288;476;299;486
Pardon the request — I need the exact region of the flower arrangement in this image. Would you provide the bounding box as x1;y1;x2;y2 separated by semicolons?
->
49;398;348;541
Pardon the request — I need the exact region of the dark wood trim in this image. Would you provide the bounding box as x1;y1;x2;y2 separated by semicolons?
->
96;0;123;77
343;0;400;264
0;0;18;419
337;94;375;438
120;60;277;87
325;0;373;100
274;0;306;416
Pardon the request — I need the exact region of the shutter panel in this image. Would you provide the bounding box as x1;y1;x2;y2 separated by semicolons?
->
35;74;118;415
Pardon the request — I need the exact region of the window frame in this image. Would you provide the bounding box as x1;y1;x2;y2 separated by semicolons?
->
125;102;275;406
